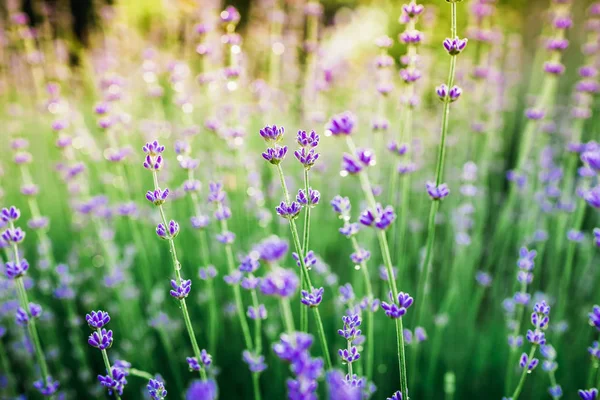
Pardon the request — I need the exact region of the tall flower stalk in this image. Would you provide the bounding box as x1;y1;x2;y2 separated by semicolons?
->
328;112;412;398
414;0;466;328
2;207;58;397
143;140;208;381
259;124;332;369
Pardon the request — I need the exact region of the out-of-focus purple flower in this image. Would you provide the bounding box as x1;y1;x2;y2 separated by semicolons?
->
544;61;565;75
579;389;598;400
525;108;545;120
339;283;355;304
15;307;29;326
350;248;370;264
326;112;356;136
0;206;20;222
34;376;60;397
186;379;218;400
1;227;26;244
217;231;235;244
582;149;600;171
199;266;217;280
594;228;600;247
517;247;537;271
27;217;49;230
327;370;362;400
5;259;29;279
243;350;267;373
255;235;289;263
586;186;600;208
567;229;584;243
476;271;492;287
260;269;299;297
191;215;210;229
341;153;363;174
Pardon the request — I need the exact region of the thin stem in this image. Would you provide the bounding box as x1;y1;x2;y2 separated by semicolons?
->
414;1;459;329
274;164;332;369
9;228;50;384
510;345;538;400
347;339;353;376
345;136;408;395
350;236;374;381
152;171;207;381
128;368;155;381
300;169;311;333
99;328;122;400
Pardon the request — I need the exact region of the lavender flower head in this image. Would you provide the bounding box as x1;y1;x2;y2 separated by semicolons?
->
326;112;356;136
260;269;299;297
148;378;167;400
381;291;414;319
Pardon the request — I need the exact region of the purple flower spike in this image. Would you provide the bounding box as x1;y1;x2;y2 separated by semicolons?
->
86;310;111;329
243;350;267;373
275;201;302;220
342;154;363;175
146;188;170;205
148;378;167;400
359;203;396;230
191;215;210;229
262;145;288;165
1;227;26;244
443;37;468;55
297;188;320;206
15;307;29;326
326;112;356;136
582;149;600;171
260;269;299;298
5;259;29;279
579;389;599;400
143;154;163;171
143;140;165;156
594;228;600;247
331;195;351;216
259;125;285;143
221;5;241;25
585;186;600;208
381;291;414;319
170;279;192;299
301;287;324;307
436;84;462;102
98;367;127;396
387;391;403;400
388;141;409;156
338;346;360;363
589;305;600;330
34;376;60;397
297;130;320;148
88;328;114;350
544;61;565;75
0;206;20;222
208;182;226;203
294;147;320;169
356;148;376;167
400;30;423;44
156;220;180;239
426;182;450;200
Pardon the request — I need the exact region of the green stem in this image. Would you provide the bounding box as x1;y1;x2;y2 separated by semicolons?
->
414;1;459;330
510;345;538;400
99;329;122;400
153;171;207;381
275;164;332;369
128;368;155;381
344;137;408;396
300;169;311;333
